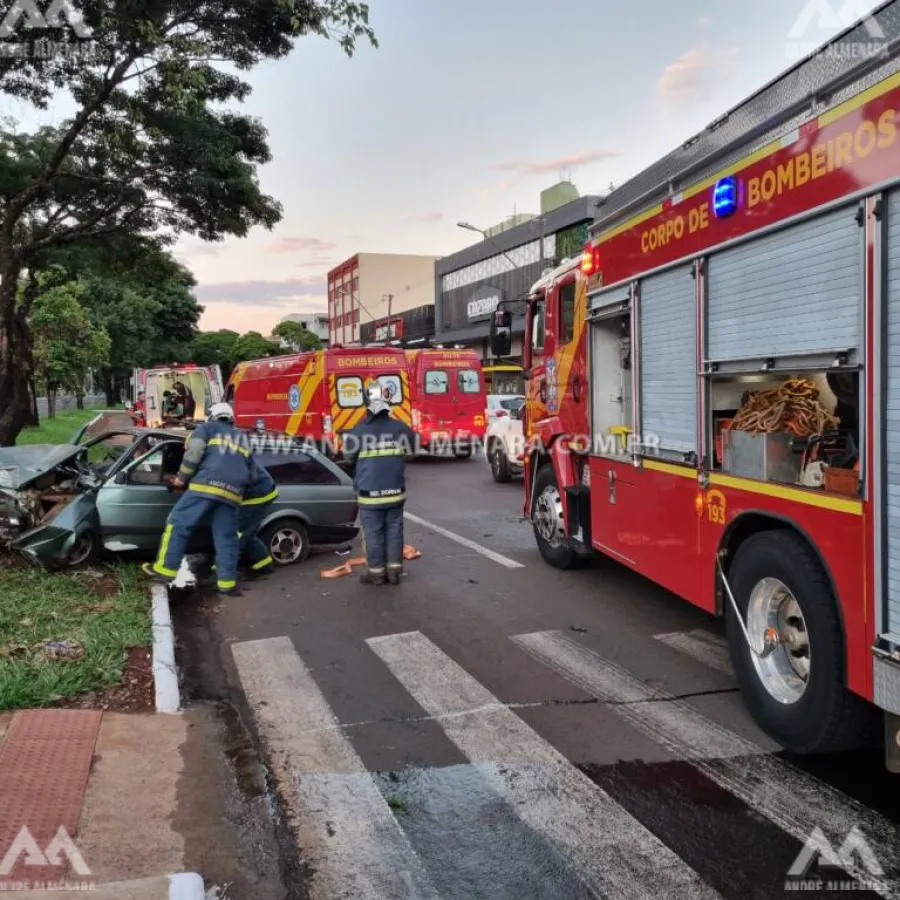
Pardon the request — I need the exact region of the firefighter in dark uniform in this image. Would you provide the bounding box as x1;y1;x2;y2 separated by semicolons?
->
237;461;279;577
143;402;254;595
344;383;415;585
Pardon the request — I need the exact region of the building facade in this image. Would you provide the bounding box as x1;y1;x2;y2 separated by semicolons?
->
327;253;438;346
435;190;601;365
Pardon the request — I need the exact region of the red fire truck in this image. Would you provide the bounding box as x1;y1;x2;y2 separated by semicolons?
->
491;11;900;768
226;347;413;446
405;348;487;456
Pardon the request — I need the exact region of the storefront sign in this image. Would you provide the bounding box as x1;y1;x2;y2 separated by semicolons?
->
375;318;404;341
467;285;504;321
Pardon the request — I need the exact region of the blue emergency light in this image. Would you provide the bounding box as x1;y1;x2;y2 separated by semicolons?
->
713;176;738;218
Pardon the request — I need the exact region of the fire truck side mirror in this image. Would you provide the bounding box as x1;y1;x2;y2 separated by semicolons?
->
490;309;512;358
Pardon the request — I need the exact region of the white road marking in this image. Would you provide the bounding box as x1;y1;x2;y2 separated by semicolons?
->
367;630;721;900
230;636;442;900
512;630;900;897
403;511;525;569
652;629;733;676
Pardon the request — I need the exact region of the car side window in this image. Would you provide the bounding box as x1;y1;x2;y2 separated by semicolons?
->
128;448;166;485
257;451;339;486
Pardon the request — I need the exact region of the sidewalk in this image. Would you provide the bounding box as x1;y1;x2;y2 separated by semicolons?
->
0;709;204;898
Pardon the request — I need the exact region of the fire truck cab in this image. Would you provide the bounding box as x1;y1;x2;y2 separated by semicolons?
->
491;7;900;769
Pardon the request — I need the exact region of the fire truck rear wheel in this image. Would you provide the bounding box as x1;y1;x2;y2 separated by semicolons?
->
726;530;876;755
532;465;585;570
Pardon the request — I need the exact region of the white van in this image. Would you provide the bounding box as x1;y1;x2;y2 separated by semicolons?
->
132;364;225;427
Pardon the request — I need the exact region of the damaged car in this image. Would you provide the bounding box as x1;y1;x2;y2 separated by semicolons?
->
0;428;360;569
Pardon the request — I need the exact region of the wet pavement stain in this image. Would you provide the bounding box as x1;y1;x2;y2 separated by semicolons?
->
374;763;596;900
580;757;889;900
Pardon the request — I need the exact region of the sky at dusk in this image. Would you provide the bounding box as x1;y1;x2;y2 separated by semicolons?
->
11;0;885;334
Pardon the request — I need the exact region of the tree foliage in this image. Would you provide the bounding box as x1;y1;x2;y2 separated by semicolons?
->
273;319;323;351
0;0;376;445
233;330;280;364
189;329;240;377
29;274;111;416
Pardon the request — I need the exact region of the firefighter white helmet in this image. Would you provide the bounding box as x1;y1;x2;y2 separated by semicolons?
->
209;402;235;422
366;382;391;416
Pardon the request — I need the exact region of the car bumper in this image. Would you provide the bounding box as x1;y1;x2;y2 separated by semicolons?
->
12;524;78;565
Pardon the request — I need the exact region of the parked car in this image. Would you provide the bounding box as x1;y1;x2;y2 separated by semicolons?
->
0;427;359;569
484;400;526;483
486;394;525;422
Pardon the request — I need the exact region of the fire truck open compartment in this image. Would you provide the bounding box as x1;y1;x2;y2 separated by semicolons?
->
588;297;633;457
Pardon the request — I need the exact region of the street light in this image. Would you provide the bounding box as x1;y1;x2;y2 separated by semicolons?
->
457;221;520;270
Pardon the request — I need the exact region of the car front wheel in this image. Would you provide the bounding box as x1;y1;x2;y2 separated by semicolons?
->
260;518;310;566
490;442;512;483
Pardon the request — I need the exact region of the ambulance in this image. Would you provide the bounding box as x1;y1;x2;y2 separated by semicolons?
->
131;363;224;427
226;347;413;448
405;348;487;457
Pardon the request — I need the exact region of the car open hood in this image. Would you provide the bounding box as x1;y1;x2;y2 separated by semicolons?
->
0;444;83;490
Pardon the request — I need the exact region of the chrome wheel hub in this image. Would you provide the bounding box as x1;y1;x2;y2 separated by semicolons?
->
746;577;810;704
534;485;564;548
270;528;304;564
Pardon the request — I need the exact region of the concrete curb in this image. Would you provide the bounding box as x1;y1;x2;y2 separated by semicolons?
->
168;872;205;899
151;584;180;714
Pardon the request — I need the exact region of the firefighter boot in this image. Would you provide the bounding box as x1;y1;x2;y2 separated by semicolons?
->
386;564;403;585
360;568;386;586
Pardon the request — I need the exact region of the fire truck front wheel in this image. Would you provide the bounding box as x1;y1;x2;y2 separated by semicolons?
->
726;530;876;755
532;465;585;570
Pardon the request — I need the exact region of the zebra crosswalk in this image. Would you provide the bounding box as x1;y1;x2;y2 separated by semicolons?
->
229;628;900;900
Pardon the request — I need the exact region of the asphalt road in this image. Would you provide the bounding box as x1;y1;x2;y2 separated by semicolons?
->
181;451;900;900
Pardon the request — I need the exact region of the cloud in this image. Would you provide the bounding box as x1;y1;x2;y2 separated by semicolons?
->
406;211;444;224
657;45;739;106
697;14;713;27
266;236;338;255
490;149;621;179
194;277;326;308
174;237;222;260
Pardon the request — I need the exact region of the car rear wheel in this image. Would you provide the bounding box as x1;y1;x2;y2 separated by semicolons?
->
260;519;310;566
490;441;512;483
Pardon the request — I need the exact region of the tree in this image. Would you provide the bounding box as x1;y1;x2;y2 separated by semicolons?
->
0;0;376;445
29;276;111;417
233;331;280;363
190;329;240;378
273;319;323;351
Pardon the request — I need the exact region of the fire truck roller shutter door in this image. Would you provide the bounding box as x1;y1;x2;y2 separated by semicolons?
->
885;189;900;640
706;205;863;368
639;266;697;458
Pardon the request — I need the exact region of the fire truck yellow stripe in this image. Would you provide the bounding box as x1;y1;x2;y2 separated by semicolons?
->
817;70;900;129
709;473;862;515
644;460;696;479
285;359;322;436
333;408;355;432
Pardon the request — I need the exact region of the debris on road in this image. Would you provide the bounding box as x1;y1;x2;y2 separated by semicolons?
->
320;544;422;578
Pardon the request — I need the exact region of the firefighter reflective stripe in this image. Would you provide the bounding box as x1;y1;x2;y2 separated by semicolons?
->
218;579;237;591
885;189;900;638
251;556;274;571
242;489;279;506
208;436;250;456
153;525;178;577
187;483;243;504
639;265;697;456
358;491;406;506
358;448;405;458
707;204;862;365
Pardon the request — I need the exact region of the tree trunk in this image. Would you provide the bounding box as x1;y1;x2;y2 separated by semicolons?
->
47;386;57;419
76;390;84;410
0;274;33;447
25;378;39;427
104;371;116;406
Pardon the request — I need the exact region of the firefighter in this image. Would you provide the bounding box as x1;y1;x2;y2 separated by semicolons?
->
142;402;253;595
344;383;415;585
237;461;279;577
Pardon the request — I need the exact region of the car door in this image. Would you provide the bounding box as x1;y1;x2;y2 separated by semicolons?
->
95;441;186;551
